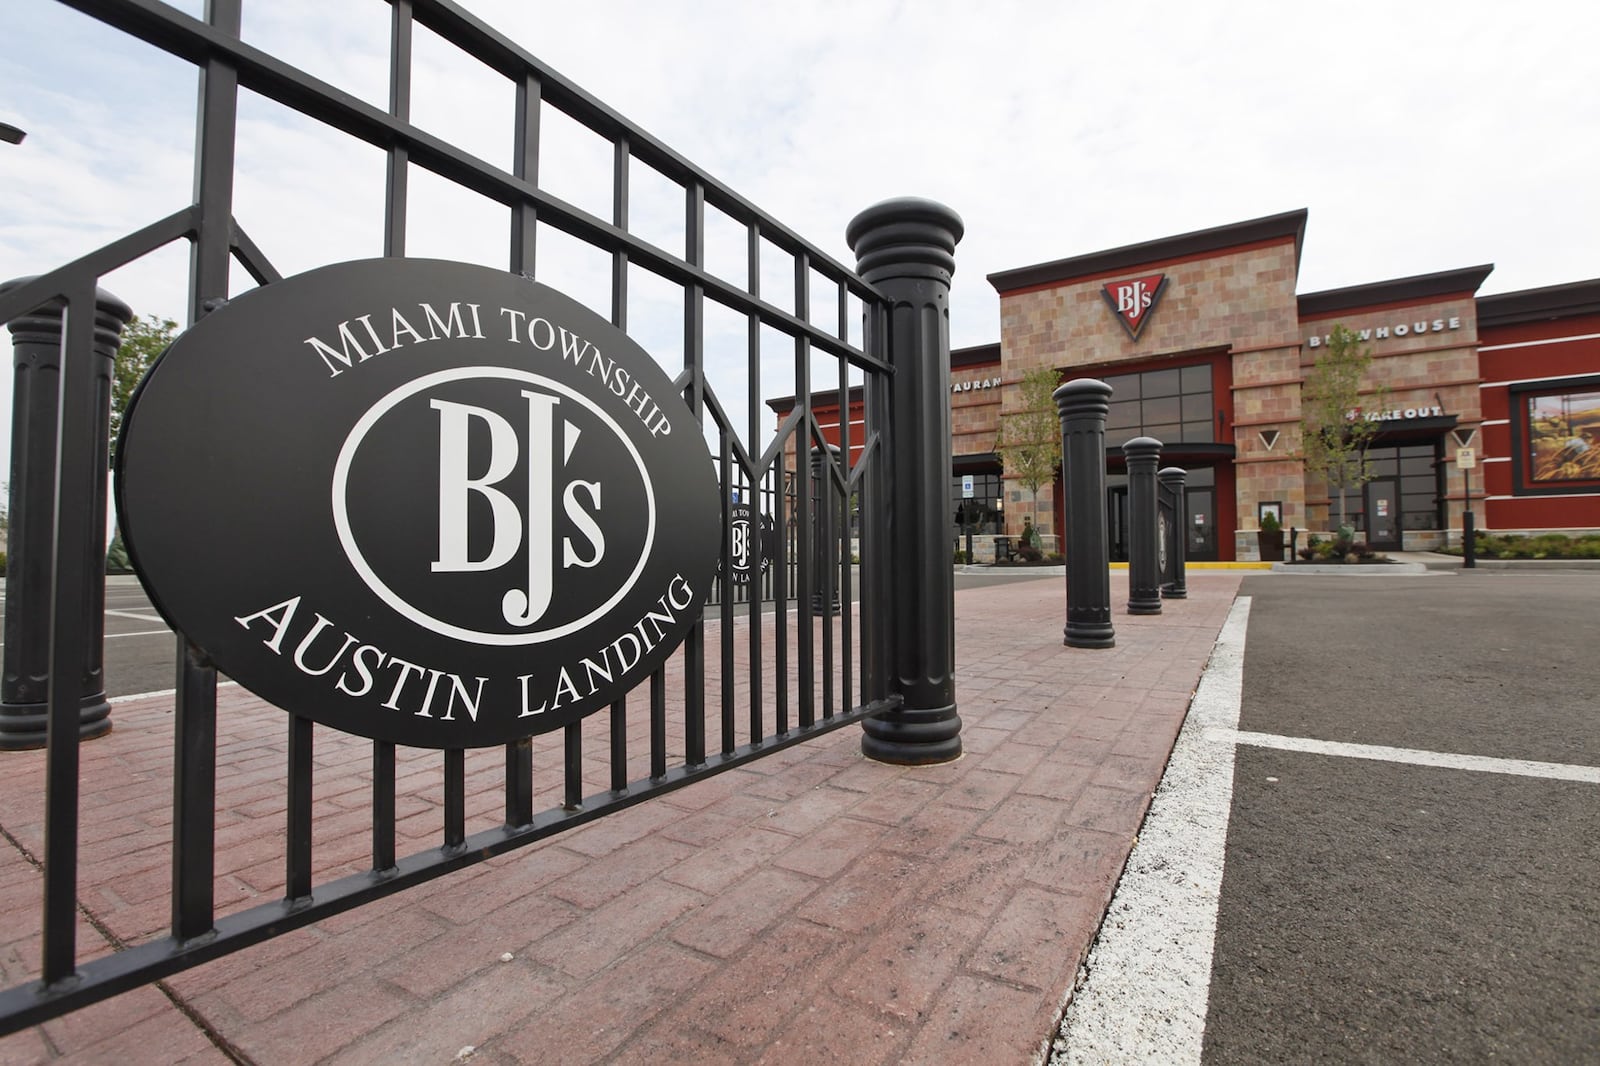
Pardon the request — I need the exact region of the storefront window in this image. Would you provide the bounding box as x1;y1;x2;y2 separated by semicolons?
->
1102;364;1214;448
1338;444;1442;532
951;471;1004;535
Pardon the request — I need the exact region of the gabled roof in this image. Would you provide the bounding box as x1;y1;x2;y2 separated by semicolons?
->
987;209;1308;294
1477;278;1600;328
1297;265;1494;318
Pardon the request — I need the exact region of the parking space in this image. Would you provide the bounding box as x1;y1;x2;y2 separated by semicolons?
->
1057;571;1600;1064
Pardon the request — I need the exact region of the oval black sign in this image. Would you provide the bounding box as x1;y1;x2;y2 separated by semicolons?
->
718;501;775;586
116;258;720;748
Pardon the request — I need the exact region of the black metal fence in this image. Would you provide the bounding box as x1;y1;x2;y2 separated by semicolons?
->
0;0;961;1033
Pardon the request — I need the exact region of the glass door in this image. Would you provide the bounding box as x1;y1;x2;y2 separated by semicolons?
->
1364;478;1402;549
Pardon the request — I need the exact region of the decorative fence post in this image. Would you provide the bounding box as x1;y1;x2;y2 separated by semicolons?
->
1158;466;1189;599
1055;378;1115;648
847;198;963;765
1123;436;1163;615
0;279;132;750
810;442;841;612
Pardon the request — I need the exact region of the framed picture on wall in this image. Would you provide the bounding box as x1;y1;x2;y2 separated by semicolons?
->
1510;375;1600;494
1258;501;1282;525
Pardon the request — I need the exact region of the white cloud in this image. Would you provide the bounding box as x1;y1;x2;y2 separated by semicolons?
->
2;0;1598;499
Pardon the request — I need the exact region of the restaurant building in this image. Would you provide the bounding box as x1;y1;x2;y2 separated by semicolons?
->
773;209;1600;561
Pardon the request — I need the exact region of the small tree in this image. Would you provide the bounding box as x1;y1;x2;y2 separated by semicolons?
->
1300;324;1388;530
995;366;1062;543
110;313;178;464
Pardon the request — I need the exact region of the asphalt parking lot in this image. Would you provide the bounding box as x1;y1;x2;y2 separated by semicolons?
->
1062;568;1600;1064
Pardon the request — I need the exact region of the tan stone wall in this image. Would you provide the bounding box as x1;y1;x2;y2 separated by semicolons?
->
1294;296;1483;536
999;240;1302;378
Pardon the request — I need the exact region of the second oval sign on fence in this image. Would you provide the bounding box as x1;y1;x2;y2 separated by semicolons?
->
116;258;720;749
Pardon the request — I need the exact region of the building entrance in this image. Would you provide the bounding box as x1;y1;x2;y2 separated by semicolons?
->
1364;478;1403;550
1108;479;1218;562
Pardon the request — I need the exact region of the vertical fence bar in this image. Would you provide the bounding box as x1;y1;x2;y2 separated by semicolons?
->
375;0;411;876
649;668;666;780
609;700;627;793
384;0;412;258
719;434;736;753
563;724;582;809
443;749;465;850
847;199;965;765
608;135;631;793
774;447;790;734
38;287;104;983
682;181;707;765
173;641;217;937
746;224;764;743
794;252;814;730
837;281;854;712
172;0;242;932
286;715;313;901
510;70;540;273
505;738;532;829
373;741;397;869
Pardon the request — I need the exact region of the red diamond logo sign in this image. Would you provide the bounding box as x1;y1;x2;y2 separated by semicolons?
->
1101;273;1169;340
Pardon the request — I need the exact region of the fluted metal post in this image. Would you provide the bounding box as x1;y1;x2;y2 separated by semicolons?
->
1055;379;1114;648
1123;436;1163;615
848;198;963;765
0;279;132;749
1158;466;1188;599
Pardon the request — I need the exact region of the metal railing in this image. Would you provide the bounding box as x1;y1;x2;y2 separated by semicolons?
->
0;0;967;1033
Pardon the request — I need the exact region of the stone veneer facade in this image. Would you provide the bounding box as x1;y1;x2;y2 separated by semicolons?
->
774;209;1598;562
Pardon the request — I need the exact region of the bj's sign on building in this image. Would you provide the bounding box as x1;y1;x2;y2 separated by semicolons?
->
1102;273;1169;340
117;259;719;748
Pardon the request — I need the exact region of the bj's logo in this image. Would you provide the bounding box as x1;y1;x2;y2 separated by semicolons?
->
116;258;720;749
1101;273;1169;340
333;367;655;646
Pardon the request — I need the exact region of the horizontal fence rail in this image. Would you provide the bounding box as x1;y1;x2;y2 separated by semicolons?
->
0;0;901;1033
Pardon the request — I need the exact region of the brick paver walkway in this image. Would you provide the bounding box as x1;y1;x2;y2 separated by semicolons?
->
1;571;1241;1065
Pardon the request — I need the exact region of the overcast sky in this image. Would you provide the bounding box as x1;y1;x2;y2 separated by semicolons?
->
3;0;1598;502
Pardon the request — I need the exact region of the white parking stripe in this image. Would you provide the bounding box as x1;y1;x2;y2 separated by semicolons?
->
1053;596;1252;1066
106;609;164;622
1219;729;1600;784
109;680;239;704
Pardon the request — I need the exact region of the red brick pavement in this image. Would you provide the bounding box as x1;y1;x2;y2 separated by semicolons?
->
0;570;1241;1065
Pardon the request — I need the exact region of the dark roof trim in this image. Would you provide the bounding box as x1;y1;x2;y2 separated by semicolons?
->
1477;278;1600;328
987;209;1308;295
765;383;863;414
1297;265;1494;318
954;342;1001;368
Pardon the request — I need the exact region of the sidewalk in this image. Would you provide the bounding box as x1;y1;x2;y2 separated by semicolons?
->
0;571;1243;1065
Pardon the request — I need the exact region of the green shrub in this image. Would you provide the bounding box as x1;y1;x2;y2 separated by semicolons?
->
1444;532;1600;558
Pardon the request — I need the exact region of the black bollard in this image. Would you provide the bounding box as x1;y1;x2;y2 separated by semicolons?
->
1158;466;1188;599
848;198;964;765
1;279;133;750
1123;437;1163;615
1055;378;1114;648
